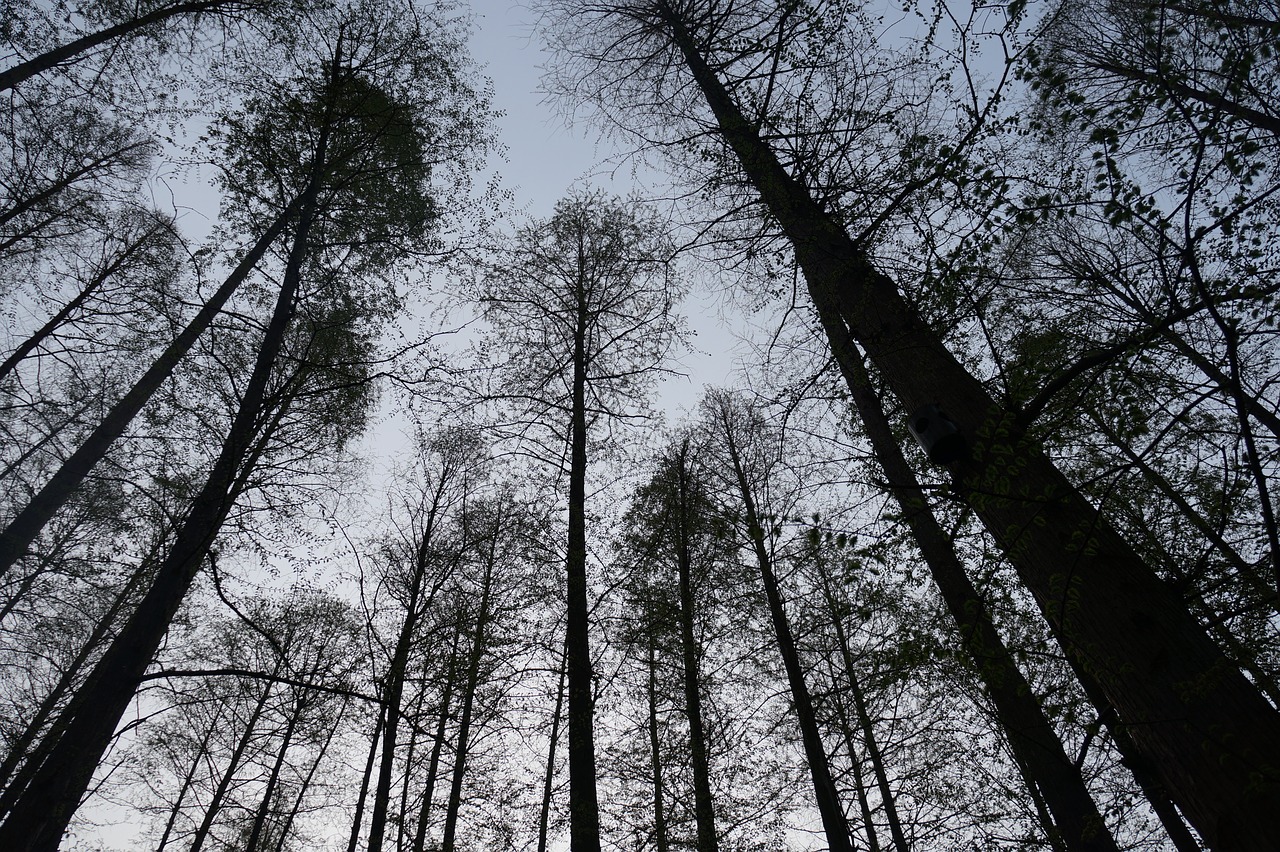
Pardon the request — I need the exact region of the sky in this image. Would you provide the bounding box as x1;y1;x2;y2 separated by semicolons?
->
464;0;746;421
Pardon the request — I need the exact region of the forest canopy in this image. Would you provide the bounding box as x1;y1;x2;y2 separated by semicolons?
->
1;1;1278;851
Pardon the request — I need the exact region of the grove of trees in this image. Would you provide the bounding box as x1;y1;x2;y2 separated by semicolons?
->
2;1;1278;851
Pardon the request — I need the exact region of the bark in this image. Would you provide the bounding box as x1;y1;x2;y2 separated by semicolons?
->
671;443;718;852
717;411;852;852
0;0;246;92
659;6;1280;846
565;247;601;852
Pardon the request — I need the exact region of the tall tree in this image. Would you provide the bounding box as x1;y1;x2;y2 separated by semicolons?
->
0;9;484;843
542;3;1280;844
475;192;684;852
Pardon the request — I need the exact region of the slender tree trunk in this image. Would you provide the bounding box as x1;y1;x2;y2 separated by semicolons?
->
0;0;242;92
346;706;386;852
396;702;423;852
658;7;1280;845
441;543;497;852
244;700;302;852
537;647;568;852
154;706;223;852
813;563;908;852
369;474;454;852
827;677;881;852
645;632;669;852
672;443;718;852
410;624;463;852
0;218;166;384
189;673;278;852
275;702;344;852
565;256;601;852
718;420;852;852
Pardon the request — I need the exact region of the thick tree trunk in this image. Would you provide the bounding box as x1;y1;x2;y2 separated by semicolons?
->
719;420;852;852
565;259;601;852
813;308;1119;852
659;7;1280;846
672;444;718;852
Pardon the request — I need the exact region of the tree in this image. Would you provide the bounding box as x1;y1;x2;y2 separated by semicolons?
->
541;3;1280;844
700;391;853;852
475;191;684;852
0;7;486;843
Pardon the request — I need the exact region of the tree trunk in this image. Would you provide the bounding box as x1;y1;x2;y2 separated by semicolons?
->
441;537;497;852
0;217;166;384
827;675;881;852
646;628;669;852
243;699;302;852
565;253;601;852
154;706;223;852
813;561;908;852
410;623;463;852
658;7;1280;846
718;416;853;852
810;307;1118;852
346;705;385;852
189;673;278;852
537;647;568;852
672;443;718;852
0;188;305;580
